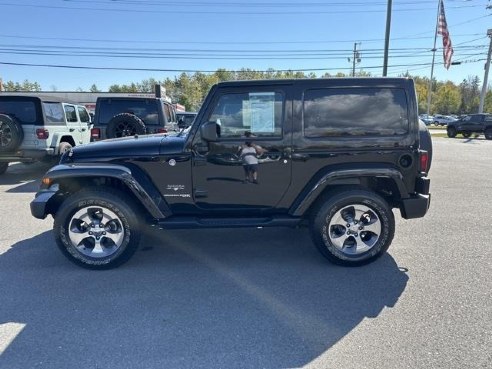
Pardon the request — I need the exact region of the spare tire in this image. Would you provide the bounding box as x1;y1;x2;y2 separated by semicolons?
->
0;114;24;152
419;119;433;171
106;113;146;138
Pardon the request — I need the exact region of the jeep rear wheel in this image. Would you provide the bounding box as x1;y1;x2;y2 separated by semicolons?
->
0;114;23;152
447;126;457;138
106;113;146;138
58;141;72;155
485;128;492;140
54;189;142;269
310;190;395;266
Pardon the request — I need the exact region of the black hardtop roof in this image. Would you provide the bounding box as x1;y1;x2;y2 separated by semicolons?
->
215;77;413;88
0;94;78;104
97;96;168;102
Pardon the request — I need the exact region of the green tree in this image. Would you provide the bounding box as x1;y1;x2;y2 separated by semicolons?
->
433;81;460;114
2;79;41;91
90;84;101;93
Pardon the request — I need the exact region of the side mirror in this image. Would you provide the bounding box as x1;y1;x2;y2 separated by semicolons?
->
200;121;220;142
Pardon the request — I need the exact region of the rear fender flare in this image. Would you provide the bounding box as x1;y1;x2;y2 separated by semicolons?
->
289;168;407;217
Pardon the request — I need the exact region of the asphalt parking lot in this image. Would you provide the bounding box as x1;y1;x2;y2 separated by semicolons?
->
0;137;491;369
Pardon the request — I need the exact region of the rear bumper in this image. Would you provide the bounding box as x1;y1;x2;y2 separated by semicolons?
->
30;190;58;219
400;193;431;219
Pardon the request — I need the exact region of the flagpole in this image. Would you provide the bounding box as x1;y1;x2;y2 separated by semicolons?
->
426;0;441;116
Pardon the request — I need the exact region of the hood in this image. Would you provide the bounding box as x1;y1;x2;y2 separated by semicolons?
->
66;134;186;162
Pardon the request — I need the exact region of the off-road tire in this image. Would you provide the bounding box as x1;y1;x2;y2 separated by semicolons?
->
0;114;24;152
106;113;146;138
485;128;492;140
58;142;73;155
419;120;433;170
0;162;8;175
310;189;395;267
53;188;142;270
447;126;457;138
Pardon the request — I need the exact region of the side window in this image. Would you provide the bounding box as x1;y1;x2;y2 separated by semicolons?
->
484;116;492;122
77;106;90;123
64;105;78;123
209;91;283;138
462;116;471;122
163;103;172;123
303;88;409;138
42;102;64;124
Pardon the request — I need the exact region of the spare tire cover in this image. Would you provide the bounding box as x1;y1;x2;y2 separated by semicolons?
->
0;114;24;152
106;113;146;138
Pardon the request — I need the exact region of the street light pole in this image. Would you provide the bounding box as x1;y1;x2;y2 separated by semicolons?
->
478;29;492;113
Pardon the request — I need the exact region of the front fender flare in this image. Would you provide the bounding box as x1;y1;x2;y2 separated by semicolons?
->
44;163;171;219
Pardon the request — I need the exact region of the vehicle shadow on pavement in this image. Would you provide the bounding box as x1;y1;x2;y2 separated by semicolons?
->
0;162;51;193
0;228;408;369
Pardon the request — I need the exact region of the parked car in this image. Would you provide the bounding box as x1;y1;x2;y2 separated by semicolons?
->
446;113;492;139
419;114;434;125
177;112;197;129
90;97;178;141
432;114;457;126
0;95;91;174
31;78;431;269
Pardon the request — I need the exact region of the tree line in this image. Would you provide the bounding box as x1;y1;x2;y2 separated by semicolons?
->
2;68;492;114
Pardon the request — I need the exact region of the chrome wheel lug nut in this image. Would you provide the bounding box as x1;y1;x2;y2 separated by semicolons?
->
89;231;93;235
346;224;350;228
359;226;363;230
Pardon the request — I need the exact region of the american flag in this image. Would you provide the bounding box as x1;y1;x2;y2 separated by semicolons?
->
437;0;453;69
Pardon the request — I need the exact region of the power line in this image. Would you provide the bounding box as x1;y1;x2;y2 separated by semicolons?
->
0;58;486;74
0;2;484;14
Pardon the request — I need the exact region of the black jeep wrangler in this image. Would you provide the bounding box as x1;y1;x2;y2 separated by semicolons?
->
31;78;431;269
446;113;492;139
90;96;178;140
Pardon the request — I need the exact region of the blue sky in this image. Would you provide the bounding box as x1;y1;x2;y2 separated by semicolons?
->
0;0;490;91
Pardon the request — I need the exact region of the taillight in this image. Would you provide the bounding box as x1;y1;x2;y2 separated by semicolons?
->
419;150;429;174
157;128;168;134
36;129;49;139
91;127;101;140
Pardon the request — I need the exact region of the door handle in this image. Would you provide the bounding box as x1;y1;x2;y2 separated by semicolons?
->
81;128;86;132
69;128;75;132
291;153;309;161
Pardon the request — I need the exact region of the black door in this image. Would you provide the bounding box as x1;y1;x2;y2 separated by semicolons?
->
191;86;292;212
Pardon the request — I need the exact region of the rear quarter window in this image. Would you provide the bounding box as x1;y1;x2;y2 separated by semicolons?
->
303;88;409;138
43;102;65;124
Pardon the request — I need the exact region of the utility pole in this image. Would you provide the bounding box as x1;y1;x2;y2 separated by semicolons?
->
349;43;361;77
478;28;492;113
426;1;441;116
382;0;392;76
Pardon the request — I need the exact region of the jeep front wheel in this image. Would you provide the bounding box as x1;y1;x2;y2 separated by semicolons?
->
53;189;142;269
447;126;457;138
310;190;395;266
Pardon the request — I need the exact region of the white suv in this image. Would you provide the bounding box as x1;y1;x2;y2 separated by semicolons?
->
0;95;92;174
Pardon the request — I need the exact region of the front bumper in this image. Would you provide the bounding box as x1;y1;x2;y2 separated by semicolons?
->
30;190;58;219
